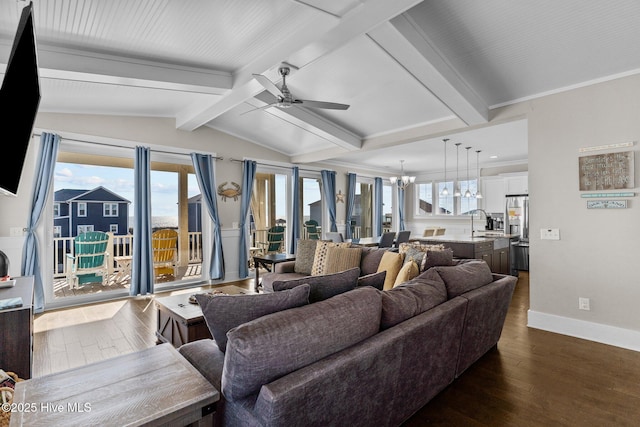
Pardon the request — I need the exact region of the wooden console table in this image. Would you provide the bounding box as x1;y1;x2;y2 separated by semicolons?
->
253;253;296;292
0;276;34;380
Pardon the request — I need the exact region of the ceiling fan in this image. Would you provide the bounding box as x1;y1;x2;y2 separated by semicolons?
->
251;66;350;112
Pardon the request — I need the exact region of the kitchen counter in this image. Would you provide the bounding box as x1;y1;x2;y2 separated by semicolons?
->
413;233;517;275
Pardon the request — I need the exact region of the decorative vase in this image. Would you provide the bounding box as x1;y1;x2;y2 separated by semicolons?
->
0;250;9;278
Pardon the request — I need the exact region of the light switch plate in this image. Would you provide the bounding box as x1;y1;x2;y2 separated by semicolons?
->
540;228;560;240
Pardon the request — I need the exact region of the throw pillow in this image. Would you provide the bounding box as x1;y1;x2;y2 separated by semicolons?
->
311;241;351;276
294;239;318;275
434;260;494;298
272;267;361;303
359;247;387;275
357;271;386;290
393;260;419;287
376;251;405;290
403;247;427;271
424;248;454;270
195;284;310;353
399;242;445;253
324;246;362;274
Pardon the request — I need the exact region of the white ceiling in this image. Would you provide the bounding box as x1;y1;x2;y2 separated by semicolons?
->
2;0;640;177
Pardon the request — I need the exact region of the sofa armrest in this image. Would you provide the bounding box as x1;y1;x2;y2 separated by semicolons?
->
274;260;296;273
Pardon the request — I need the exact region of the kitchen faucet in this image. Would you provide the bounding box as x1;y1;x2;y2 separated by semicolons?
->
470;209;489;237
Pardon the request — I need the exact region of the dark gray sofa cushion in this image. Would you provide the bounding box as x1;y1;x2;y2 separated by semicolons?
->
178;339;225;391
195;284;310;352
380;269;448;330
360;247;387;275
434;260;494;299
222;286;382;401
357;270;386;290
424;248;454;270
271;267;360;303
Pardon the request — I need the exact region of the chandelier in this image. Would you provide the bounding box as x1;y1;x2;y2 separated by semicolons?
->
390;160;415;190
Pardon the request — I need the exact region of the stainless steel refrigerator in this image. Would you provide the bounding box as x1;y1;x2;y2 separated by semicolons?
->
505;194;529;275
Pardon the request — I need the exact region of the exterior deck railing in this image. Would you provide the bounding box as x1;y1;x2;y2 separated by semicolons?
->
53;232;202;279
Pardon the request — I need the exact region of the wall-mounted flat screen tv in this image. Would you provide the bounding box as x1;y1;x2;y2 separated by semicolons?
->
0;2;40;196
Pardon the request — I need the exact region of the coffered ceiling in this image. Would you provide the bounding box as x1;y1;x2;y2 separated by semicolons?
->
2;0;640;177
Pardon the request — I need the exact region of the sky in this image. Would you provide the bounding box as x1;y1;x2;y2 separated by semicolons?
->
54;163;200;217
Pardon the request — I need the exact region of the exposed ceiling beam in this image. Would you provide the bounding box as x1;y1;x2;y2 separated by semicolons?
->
368;13;489;126
253;92;362;152
176;0;424;132
0;43;232;94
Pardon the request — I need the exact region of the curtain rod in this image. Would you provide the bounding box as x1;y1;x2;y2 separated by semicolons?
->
33;132;223;160
228;157;323;173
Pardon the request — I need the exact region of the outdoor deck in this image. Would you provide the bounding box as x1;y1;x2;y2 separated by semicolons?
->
53;263;203;299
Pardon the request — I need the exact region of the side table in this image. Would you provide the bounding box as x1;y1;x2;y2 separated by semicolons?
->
253;253;296;292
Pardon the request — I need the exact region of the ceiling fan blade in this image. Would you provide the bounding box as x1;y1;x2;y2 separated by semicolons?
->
240;102;277;116
296;99;350;110
252;74;283;98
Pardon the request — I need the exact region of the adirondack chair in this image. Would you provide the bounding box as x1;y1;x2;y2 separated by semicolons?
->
256;226;286;255
66;231;111;289
304;220;320;240
152;229;179;277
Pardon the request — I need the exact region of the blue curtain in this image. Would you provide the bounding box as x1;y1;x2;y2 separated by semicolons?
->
398;186;406;231
321;170;338;232
191;153;225;280
238;160;256;278
21;132;59;313
345;173;356;240
130;146;154;296
373;177;383;237
289;166;300;254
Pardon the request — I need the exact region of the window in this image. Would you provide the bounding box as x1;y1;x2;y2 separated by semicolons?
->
415;182;433;215
298;175;321;239
104;203;118;217
353;180;373;238
77;203;87;217
459;178;478;215
53;203;60;217
78;224;94;234
53;226;61;238
110;224;118;234
251;170;290;249
436;181;454;215
382;184;393;232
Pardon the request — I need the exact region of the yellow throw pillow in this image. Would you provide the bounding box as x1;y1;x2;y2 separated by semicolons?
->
311;241;351;276
393;260;419;287
376;251;405;290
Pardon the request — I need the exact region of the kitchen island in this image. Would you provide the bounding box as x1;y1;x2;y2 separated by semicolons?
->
413;233;519;275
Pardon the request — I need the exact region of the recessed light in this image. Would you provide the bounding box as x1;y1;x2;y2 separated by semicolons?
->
489;155;498;159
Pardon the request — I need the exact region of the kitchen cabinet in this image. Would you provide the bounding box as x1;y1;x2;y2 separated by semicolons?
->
481;176;505;214
505;173;528;194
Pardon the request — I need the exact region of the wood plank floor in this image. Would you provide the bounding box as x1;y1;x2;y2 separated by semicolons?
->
33;272;640;425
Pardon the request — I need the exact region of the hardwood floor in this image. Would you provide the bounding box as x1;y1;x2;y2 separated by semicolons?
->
33;272;640;425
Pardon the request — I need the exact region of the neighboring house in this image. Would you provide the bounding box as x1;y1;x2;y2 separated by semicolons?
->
187;194;202;233
54;186;130;238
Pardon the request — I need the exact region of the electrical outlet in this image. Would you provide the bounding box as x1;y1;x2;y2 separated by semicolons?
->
540;228;560;240
579;297;590;311
9;227;24;237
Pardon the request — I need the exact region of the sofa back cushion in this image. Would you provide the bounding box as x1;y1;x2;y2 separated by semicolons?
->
324;246;362;274
380;269;447;329
272;267;361;303
433;260;494;299
294;239;319;275
196;284;310;353
359;247;387;275
222;286;382;401
357;270;386;290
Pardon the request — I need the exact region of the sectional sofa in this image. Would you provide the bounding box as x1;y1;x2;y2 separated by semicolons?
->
178;260;517;427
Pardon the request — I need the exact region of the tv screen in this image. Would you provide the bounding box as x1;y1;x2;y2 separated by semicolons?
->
0;2;40;196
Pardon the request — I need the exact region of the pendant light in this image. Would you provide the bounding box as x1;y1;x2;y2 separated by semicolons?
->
440;138;449;196
475;150;483;199
454;143;462;197
464;146;472;198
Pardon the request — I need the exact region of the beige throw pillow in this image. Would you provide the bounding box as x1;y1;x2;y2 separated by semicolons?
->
311;241;351;276
393;260;419;287
324;246;362;274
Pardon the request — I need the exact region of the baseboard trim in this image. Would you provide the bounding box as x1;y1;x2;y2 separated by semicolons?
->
528;310;640;352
